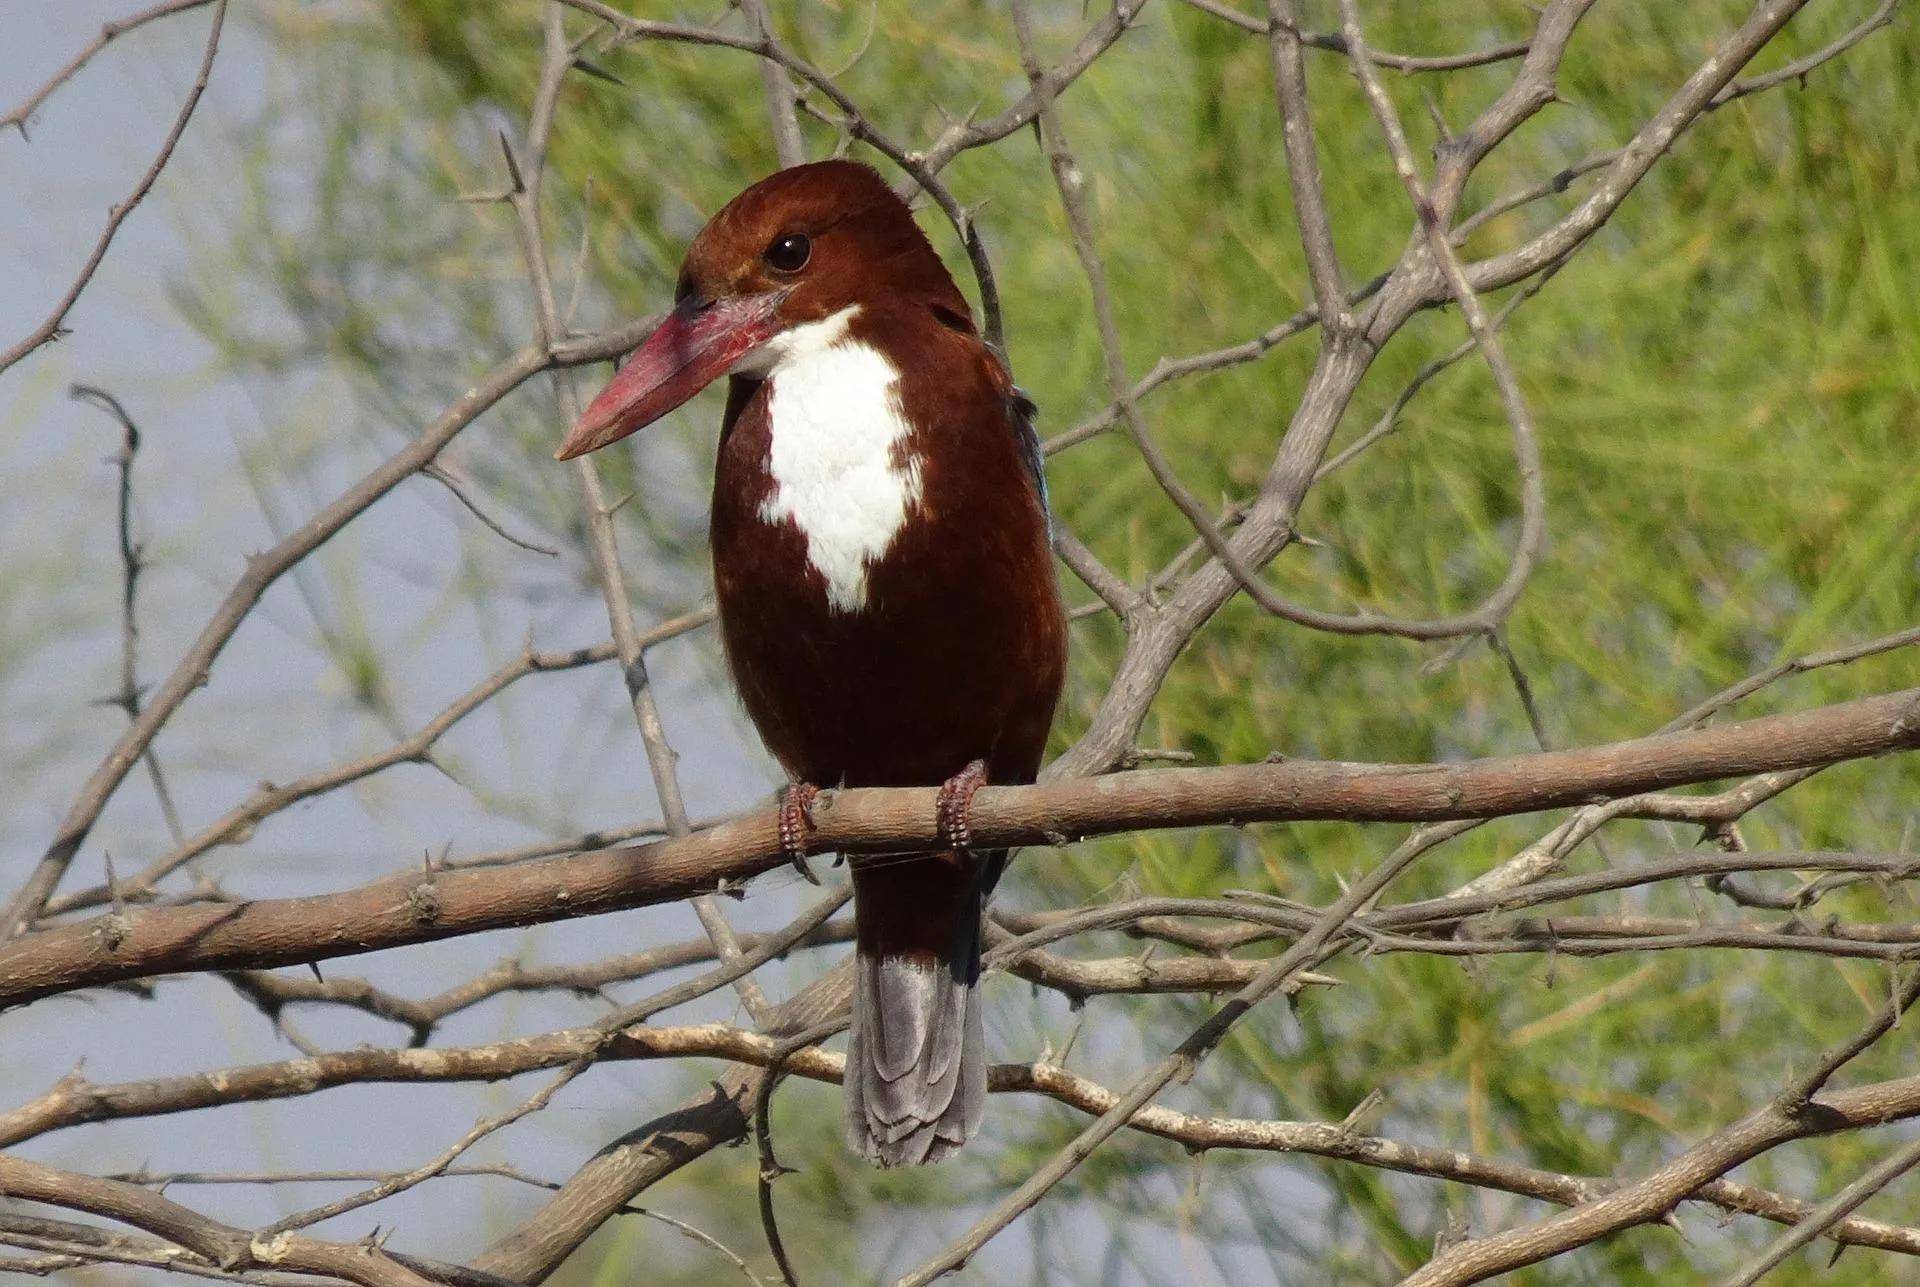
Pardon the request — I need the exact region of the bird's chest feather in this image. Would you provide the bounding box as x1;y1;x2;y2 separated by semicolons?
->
740;327;923;614
710;310;1060;783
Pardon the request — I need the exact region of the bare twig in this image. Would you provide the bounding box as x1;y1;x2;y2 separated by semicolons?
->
1464;0;1818;299
1015;0;1275;624
1;0;217;137
3;312;663;940
752;1018;845;1287
1265;0;1350;330
1333;0;1547;629
738;0;805;167
69;384;187;844
422;462;561;556
41;627;699;917
0;1155;437;1287
510;4;772;1026
1721;1131;1920;1285
12;1027;1920;1264
0;0;228;373
1175;0;1532;73
1402;959;1920;1284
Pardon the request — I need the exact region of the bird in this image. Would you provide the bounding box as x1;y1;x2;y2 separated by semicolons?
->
556;160;1066;1167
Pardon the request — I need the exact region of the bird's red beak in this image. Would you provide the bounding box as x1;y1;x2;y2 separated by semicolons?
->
555;292;786;460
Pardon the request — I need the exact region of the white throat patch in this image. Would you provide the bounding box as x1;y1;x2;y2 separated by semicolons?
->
741;307;922;613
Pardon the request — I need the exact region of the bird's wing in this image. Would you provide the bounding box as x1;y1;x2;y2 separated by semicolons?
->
947;316;1050;530
1007;384;1050;531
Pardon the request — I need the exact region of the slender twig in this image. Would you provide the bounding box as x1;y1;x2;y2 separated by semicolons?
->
1401;942;1920;1283
896;823;1448;1284
1463;0;1818;299
421;462;561;556
221;905;846;1041
1266;0;1350;330
0;1156;436;1287
738;0;805;167
43;616;708;918
0;0;228;373
254;1057;585;1239
1054;525;1147;621
1313;264;1562;483
1780;966;1920;1116
1335;0;1546;631
68;385;187;845
1174;0;1533;73
21;1025;1920;1264
1104;0;1560;645
510;4;775;1026
2;311;662;940
1445;623;1920;904
754;1018;848;1287
1721;1132;1920;1285
210;905;1330;1039
1;0;217;137
101;1168;767;1287
1014;0;1267;620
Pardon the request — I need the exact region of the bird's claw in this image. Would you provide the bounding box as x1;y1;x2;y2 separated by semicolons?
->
778;782;822;884
936;759;989;853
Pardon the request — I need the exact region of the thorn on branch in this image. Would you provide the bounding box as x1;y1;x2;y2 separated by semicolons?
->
1338;1087;1386;1139
570;57;627;87
497;130;526;195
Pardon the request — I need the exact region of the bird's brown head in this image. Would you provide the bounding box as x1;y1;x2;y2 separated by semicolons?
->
555;160;970;460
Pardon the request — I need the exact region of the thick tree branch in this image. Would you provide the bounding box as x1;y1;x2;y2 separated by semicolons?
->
0;1155;438;1286
17;1021;1920;1265
2;687;1913;1008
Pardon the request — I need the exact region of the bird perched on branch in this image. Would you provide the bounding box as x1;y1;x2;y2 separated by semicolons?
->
557;160;1065;1166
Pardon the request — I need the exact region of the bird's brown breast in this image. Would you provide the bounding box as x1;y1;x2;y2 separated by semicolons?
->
710;314;1063;790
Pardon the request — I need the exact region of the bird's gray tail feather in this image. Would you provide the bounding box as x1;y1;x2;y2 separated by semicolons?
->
844;889;985;1167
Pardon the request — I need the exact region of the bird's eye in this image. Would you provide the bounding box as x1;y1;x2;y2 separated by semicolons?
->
764;233;811;273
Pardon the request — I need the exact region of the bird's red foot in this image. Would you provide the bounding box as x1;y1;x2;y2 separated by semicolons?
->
778;782;822;884
936;759;990;853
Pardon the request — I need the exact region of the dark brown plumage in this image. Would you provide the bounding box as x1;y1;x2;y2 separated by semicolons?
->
560;160;1065;1166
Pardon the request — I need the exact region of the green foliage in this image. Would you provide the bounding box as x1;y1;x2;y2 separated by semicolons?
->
204;2;1920;1280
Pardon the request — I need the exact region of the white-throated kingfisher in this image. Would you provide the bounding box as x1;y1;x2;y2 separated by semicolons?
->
557;161;1066;1167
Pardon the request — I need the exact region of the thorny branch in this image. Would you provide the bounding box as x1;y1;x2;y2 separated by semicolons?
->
0;0;229;374
6;682;1916;1007
0;309;663;942
1;0;217;136
68;384;189;846
1400;962;1920;1286
510;2;774;1028
0;1155;443;1286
